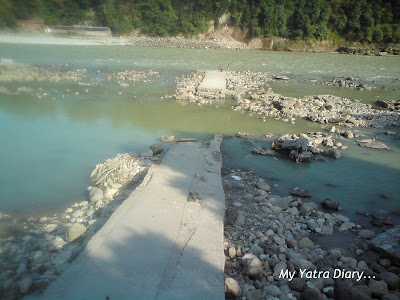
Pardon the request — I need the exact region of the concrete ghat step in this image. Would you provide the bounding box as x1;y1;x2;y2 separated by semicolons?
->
28;135;225;300
198;70;227;90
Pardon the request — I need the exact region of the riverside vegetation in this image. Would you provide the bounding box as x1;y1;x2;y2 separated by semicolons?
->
1;0;400;51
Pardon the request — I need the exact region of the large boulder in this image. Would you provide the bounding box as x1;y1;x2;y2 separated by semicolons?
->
369;226;400;266
369;279;388;297
269;195;289;210
161;135;174;142
256;180;270;192
323;148;342;159
378;272;400;290
225;277;241;299
358;229;376;239
289;150;313;162
357;139;390;150
89;187;104;203
321;198;339;210
373;209;391;221
242;254;263;279
299;202;318;216
290;187;312;198
65;224;86;242
150;143;164;155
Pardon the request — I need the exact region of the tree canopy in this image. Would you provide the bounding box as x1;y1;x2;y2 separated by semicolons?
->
1;0;399;43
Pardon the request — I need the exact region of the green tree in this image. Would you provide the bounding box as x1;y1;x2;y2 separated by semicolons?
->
372;27;383;42
0;0;16;27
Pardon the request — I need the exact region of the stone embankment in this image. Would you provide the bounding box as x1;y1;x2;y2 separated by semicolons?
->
172;70;400;129
127;36;249;50
222;167;400;300
0;144;164;299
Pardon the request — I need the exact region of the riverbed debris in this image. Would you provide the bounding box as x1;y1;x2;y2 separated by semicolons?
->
252;132;344;163
222;167;400;300
172;70;400;129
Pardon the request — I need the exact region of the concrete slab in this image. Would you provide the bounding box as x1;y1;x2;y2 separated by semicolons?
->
198;71;227;90
30;135;225;300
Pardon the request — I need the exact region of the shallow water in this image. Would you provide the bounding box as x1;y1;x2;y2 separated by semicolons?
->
0;43;399;224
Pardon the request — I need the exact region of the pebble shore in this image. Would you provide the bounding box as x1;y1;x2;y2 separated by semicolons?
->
222;167;400;300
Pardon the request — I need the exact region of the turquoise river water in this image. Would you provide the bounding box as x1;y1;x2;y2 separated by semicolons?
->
0;43;399;226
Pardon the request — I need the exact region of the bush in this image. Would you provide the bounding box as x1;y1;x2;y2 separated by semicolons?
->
372;28;384;42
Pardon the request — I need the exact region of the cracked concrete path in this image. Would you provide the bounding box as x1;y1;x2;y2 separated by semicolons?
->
198;70;227;90
33;135;225;300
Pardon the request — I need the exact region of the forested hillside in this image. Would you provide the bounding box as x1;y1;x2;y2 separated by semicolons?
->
1;0;399;43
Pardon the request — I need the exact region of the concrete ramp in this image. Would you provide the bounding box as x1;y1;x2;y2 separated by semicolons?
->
33;136;225;300
197;71;226;99
198;71;227;90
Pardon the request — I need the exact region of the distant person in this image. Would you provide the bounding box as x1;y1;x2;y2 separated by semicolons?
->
227;64;230;71
218;66;221;71
221;66;224;72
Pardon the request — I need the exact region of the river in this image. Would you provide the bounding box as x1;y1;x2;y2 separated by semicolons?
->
0;43;399;226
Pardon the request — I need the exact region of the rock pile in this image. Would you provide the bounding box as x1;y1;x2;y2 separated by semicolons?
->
252;132;345;163
377;100;400;111
172;70;400;128
234;92;400;128
357;138;391;150
313;77;377;91
127;36;248;50
172;70;280;105
222;167;400;300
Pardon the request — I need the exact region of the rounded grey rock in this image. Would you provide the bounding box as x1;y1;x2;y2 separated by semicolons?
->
321;198;339;210
150;143;164;155
65;223;86;242
299;237;314;250
358;229;376;239
263;284;281;296
369;279;389;297
225;277;241;299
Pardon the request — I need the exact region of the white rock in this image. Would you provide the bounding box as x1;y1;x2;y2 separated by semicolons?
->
79;201;89;207
65;223;86;242
71;210;83;218
104;188;118;199
89;187;104;203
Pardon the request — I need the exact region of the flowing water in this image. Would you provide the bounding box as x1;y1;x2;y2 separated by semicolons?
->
0;43;399;226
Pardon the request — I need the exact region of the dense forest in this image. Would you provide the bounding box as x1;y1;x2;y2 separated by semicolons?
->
1;0;399;43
